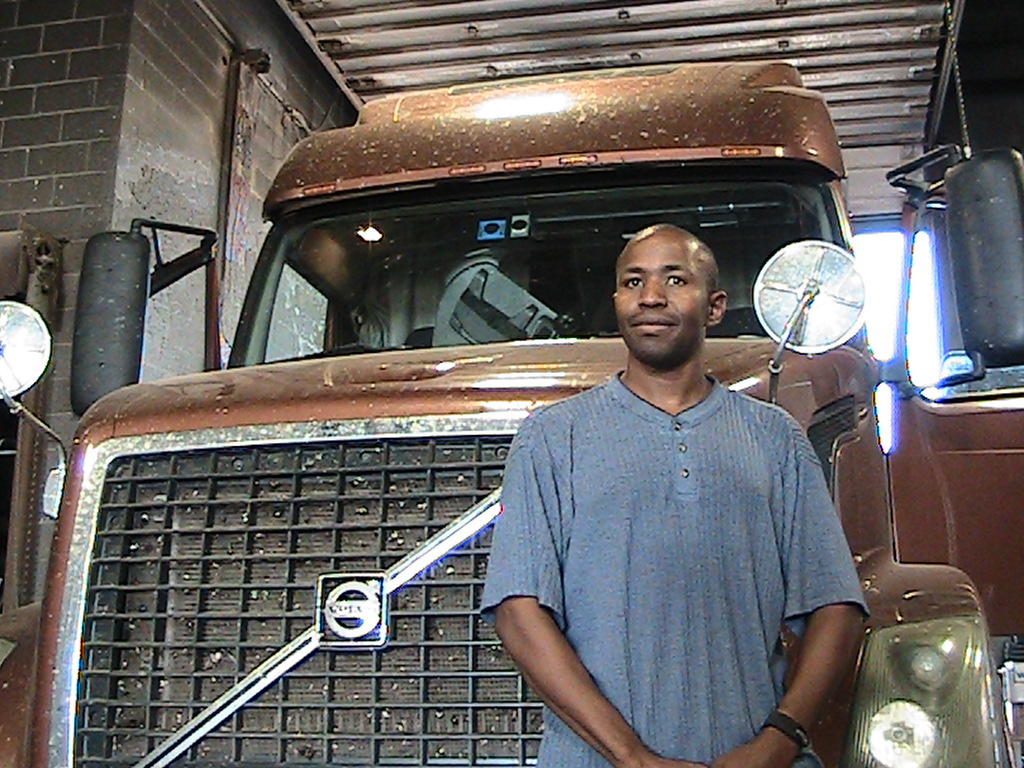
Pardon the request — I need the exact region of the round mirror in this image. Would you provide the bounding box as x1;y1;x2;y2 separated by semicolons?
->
753;240;866;354
0;301;52;396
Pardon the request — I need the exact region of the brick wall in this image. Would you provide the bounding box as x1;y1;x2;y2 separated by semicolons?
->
0;0;348;603
0;0;130;233
0;0;133;437
114;0;231;381
0;0;346;424
0;0;134;606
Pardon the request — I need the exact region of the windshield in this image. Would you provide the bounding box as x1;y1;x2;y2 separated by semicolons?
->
231;175;844;365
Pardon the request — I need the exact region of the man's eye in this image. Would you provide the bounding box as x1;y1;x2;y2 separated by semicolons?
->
623;278;641;288
667;275;687;286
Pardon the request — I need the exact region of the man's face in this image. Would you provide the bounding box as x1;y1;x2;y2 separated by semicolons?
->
613;232;727;371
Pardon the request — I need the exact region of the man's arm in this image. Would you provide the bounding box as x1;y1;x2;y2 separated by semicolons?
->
710;602;865;768
495;596;705;768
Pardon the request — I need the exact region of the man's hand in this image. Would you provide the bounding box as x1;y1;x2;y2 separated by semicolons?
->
709;601;865;768
709;728;799;768
495;597;708;768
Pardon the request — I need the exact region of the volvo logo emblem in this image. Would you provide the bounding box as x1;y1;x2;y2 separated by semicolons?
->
316;574;388;649
325;581;380;638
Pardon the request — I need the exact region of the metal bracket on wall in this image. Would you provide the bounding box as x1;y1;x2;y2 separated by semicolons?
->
130;219;217;297
129;218;221;370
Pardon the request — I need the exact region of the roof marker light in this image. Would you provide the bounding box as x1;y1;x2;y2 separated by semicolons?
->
558;154;598;166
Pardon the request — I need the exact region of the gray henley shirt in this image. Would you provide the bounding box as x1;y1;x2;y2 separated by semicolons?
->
480;375;867;766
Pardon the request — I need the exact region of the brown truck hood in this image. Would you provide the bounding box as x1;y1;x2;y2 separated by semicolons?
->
76;338;874;446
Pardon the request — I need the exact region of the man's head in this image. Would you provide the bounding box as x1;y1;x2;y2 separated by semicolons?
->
613;224;728;372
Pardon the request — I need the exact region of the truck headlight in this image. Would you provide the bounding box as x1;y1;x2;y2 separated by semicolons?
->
867;700;937;767
842;616;1001;768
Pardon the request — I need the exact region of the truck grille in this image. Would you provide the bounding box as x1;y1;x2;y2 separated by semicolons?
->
76;434;542;767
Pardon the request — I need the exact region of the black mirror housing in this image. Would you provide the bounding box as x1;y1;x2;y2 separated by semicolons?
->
944;148;1024;369
70;231;150;416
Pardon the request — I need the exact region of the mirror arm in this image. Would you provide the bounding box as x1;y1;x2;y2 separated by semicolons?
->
767;286;819;404
148;243;214;297
0;387;67;478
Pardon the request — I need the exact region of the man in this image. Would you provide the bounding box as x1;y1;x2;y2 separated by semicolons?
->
480;224;866;768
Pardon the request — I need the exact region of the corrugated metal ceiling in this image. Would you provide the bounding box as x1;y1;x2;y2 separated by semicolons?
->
277;0;954;215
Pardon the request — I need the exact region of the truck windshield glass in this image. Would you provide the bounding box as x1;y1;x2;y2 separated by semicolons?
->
234;179;841;364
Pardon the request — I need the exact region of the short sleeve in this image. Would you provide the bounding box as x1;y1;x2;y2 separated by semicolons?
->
780;421;868;623
479;414;568;629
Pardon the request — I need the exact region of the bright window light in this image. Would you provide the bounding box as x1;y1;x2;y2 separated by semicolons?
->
852;230;905;363
475;93;572;120
906;230;944;387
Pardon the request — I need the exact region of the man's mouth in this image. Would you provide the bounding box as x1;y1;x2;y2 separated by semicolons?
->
630;316;676;330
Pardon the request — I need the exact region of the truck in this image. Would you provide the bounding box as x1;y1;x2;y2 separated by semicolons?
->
0;60;1022;768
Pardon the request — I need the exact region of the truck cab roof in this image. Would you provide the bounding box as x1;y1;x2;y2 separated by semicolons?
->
265;61;845;214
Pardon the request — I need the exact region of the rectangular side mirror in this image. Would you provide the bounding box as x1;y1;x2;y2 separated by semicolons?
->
944;148;1024;369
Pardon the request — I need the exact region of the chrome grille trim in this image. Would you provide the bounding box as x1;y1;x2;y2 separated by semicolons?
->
50;414;523;768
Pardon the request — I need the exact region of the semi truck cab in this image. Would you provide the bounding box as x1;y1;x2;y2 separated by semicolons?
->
0;62;1022;768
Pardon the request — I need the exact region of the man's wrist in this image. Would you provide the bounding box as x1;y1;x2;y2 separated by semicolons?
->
756;723;803;761
762;709;810;749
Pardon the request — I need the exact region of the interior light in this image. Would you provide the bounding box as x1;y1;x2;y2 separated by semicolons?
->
873;382;897;455
868;700;937;768
852;231;905;363
475;93;572;120
356;225;383;243
906;230;943;387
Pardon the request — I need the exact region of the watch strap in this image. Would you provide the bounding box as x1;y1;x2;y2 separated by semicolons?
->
763;709;810;749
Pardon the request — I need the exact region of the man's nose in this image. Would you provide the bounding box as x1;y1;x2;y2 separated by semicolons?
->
638;280;667;305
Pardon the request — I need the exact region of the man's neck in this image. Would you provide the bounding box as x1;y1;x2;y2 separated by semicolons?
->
620;359;713;416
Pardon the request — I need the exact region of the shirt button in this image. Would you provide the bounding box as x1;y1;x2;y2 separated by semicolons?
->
679;444;687;453
680;468;689;478
674;423;681;431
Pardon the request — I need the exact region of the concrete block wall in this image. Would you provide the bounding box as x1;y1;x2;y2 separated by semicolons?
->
0;2;130;241
0;0;346;435
0;0;349;603
116;0;231;382
0;0;134;440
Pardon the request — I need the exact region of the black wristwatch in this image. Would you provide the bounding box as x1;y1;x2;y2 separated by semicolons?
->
763;709;810;749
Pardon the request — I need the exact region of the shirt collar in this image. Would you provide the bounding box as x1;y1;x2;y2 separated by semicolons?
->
607;373;727;427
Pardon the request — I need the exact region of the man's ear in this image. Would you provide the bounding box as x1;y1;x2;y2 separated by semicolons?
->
707;289;728;326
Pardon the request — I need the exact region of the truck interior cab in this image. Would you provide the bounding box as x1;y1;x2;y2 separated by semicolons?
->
233;172;845;366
